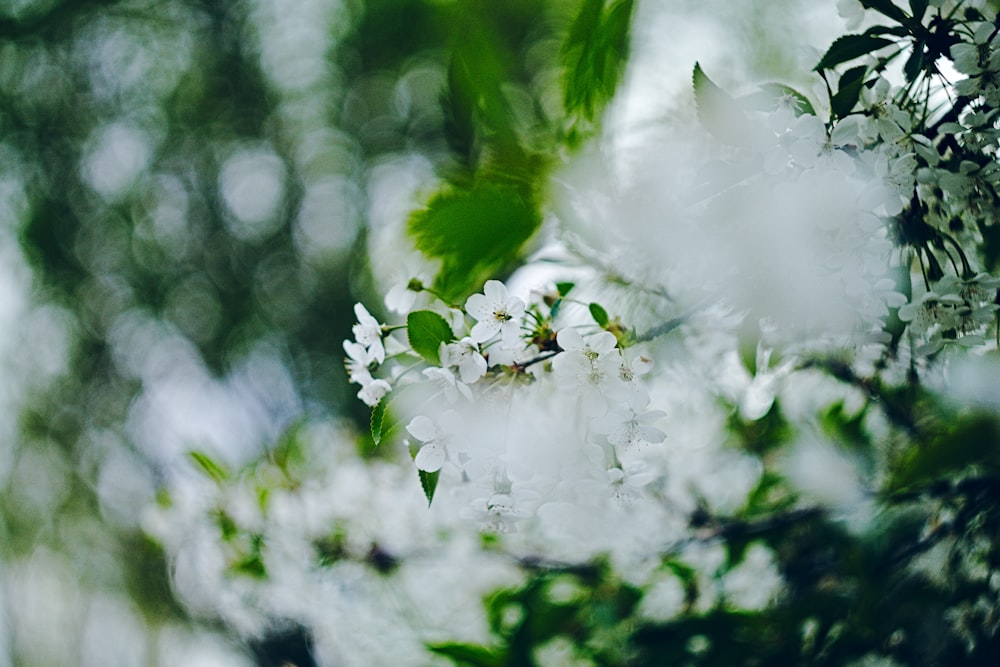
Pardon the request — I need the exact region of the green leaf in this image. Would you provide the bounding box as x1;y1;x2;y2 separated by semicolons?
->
562;0;635;134
446;18;522;167
903;40;925;81
188;450;229;483
663;558;698;586
231;551;267;579
237;535;268;578
890;413;1000;491
556;281;575;297
408;184;542;302
427;642;505;667
814;34;895;71
830;65;868;119
370;400;387;446
862;24;910;37
269;419;307;473
909;0;928;21
419;468;440;506
693;62;754;146
742;470;798;518
589;302;610;327
860;0;911;24
406;310;454;365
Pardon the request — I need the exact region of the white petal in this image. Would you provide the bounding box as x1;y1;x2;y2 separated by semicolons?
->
551;351;590;377
499;320;522;348
590;331;618;355
357;379;391;406
483;280;508;304
369;339;386;364
470;319;499;343
631;356;653;376
343;340;370;364
458;354;487;384
354;302;378;327
506;296;526;319
465;293;489;320
556;328;585;351
415;442;446;472
384;281;417;313
639;424;667;444
406;415;439;442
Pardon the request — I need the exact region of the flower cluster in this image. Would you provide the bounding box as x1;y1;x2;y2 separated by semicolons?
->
344;278;670;535
153;2;1000;663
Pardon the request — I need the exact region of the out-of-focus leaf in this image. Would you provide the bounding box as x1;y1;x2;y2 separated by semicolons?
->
728;400;793;455
406;310;455;365
408;184;541;303
270;419;307;473
693;62;756;146
427;642;505;667
446;19;522;168
231;535;267;579
742;471;798;518
889;412;1000;491
442;2;546;173
821;402;872;452
562;0;635;140
860;0;911;25
188;450;229;483
814;34;895;71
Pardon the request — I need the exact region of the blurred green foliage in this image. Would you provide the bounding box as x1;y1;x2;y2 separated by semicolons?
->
4;0;1000;665
0;0;630;662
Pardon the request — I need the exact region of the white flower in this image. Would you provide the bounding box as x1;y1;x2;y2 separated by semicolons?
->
485;340;538;370
384;276;427;314
742;344;792;421
343;339;373;384
556;328;617;358
422;366;473;403
594;407;667;452
462;485;538;534
465;280;525;348
357;378;391;407
950;22;1000;75
405;411;463;472
606;462;656;507
836;0;864;30
617;353;655;408
898;289;963;325
722;542;783;610
352;302;385;364
552;329;622;413
861;151;916;216
440;337;488;384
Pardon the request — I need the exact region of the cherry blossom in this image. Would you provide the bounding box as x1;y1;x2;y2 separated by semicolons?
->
464;280;525;348
405;411;464;472
551;329;623;413
439;337;488;384
352;302;386;363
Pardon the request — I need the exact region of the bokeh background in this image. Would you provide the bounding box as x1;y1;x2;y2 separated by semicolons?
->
0;0;844;663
